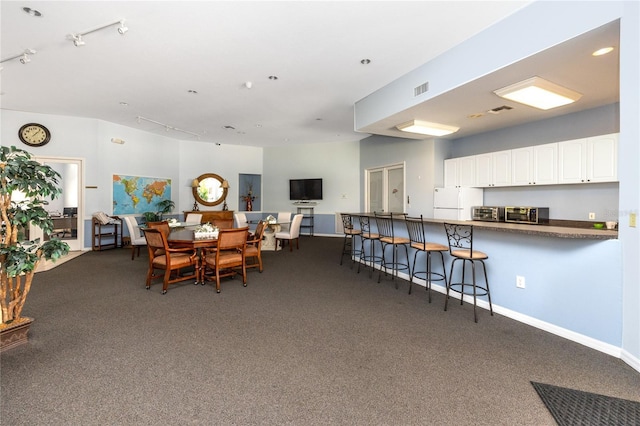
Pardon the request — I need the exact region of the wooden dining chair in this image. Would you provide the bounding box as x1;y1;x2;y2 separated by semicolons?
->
141;228;199;294
246;220;266;272
203;226;249;293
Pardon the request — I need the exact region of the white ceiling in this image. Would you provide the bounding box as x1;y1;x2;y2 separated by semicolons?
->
1;1;617;148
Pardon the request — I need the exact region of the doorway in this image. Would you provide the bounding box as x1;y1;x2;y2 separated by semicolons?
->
365;163;405;213
30;157;84;252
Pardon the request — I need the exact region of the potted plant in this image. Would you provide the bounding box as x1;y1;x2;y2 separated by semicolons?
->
142;211;160;224
156;199;175;221
0;146;70;351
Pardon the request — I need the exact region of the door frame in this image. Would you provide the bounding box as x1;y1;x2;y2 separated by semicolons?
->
364;162;405;213
31;156;85;251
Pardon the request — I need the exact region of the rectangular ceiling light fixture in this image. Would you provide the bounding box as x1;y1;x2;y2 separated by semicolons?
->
493;76;582;110
396;120;460;137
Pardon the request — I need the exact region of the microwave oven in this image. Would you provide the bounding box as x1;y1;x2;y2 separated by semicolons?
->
472;206;505;222
504;207;549;224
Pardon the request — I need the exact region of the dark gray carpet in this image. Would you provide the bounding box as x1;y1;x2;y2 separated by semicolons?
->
532;381;640;426
2;236;639;425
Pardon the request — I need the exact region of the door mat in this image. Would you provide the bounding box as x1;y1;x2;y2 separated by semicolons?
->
531;381;640;426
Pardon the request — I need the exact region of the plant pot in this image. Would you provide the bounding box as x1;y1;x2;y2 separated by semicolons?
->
0;317;34;352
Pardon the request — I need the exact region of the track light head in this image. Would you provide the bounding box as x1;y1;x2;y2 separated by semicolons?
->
19;54;30;64
117;21;128;35
72;34;85;47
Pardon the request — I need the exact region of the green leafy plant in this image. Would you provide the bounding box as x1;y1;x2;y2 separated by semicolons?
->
156;199;175;220
142;211;160;223
0;146;70;327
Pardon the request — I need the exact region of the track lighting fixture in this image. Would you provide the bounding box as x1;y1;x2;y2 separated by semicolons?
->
136;116;201;139
1;49;36;66
69;18;128;47
118;21;128;35
72;34;85;47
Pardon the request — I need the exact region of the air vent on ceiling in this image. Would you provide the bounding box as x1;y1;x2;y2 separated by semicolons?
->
487;105;514;114
414;82;429;97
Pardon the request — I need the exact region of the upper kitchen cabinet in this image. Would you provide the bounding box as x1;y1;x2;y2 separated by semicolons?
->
475;150;512;187
558;133;618;184
444;156;475;188
511;143;558;186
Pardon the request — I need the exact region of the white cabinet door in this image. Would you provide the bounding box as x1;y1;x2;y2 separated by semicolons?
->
475;154;492;187
444;158;458;188
559;134;617;183
444;156;476;188
558;138;587;183
512;144;557;185
588;133;618;182
511;147;533;185
492;150;512;186
458;156;476;187
475;151;511;187
533;143;558;185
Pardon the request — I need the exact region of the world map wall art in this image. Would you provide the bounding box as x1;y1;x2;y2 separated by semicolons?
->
112;174;172;215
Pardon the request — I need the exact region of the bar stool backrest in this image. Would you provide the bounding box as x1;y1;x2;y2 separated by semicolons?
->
443;223;475;256
341;213;356;232
358;215;374;238
405;215;426;246
374;212;407;239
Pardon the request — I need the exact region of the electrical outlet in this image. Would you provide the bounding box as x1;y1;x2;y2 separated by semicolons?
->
516;275;526;289
631;213;637;228
589;212;596;220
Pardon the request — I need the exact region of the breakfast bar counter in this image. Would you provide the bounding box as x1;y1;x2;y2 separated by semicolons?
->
422;218;618;240
351;213;617;240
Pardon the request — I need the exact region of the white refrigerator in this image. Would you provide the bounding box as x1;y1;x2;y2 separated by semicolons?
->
433;187;483;221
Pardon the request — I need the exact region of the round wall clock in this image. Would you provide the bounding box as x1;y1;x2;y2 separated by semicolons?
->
18;123;51;147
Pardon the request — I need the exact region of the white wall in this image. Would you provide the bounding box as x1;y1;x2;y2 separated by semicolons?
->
178;140;263;215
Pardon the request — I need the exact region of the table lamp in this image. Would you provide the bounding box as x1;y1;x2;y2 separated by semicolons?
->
221;180;230;211
191;178;200;211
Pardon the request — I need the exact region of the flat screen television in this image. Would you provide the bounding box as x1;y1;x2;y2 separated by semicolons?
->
289;178;323;201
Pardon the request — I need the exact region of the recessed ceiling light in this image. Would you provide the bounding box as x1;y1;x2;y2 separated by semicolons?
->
23;7;42;17
119;102;129;106
592;46;614;56
360;59;371;65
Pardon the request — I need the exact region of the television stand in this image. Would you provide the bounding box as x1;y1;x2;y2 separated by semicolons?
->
297;206;314;236
293;201;317;206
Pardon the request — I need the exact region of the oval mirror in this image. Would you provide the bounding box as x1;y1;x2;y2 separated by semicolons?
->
192;173;228;207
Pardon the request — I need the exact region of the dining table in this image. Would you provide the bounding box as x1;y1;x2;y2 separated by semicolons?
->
167;228;218;284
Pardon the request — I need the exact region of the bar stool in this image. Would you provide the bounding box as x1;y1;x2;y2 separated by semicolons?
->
357;215;382;277
375;212;410;288
405;215;448;302
339;213;362;268
443;223;493;323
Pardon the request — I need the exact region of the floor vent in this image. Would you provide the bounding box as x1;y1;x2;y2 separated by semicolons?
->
414;82;429;97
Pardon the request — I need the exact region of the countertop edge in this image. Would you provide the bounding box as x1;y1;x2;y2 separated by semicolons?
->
422;218;618;240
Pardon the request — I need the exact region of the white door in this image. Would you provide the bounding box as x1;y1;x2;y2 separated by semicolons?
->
30;157;84;251
365;163;405;213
